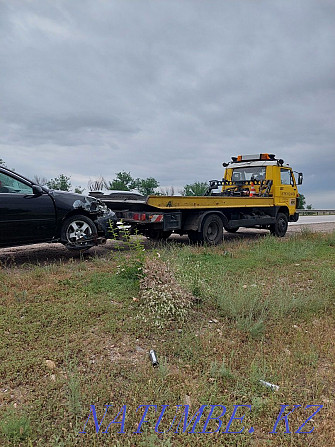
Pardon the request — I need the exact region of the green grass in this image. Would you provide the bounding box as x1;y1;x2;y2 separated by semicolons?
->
0;409;31;442
0;231;334;446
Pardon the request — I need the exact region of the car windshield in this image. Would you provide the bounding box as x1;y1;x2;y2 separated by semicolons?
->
231;167;266;182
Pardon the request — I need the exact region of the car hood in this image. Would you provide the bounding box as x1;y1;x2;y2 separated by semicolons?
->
48;190;108;213
49;190;96;202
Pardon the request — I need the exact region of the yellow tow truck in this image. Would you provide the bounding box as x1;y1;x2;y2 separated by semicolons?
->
97;154;303;244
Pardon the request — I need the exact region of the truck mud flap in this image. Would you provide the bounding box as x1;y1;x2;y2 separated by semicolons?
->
289;212;299;222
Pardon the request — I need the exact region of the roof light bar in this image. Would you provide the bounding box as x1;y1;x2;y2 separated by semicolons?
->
231;154;276;162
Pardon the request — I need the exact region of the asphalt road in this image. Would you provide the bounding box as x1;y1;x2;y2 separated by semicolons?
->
290;215;335;225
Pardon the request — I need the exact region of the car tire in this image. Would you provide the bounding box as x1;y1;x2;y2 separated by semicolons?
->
61;214;98;251
269;212;288;237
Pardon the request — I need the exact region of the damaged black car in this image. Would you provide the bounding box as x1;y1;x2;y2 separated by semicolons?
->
0;166;118;251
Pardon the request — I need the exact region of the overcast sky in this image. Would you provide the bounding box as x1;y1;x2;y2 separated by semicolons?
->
1;0;334;207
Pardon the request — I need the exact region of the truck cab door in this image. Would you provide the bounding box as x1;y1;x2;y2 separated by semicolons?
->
277;168;297;214
0;172;56;246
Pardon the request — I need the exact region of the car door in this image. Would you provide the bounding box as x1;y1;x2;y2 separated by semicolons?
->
0;171;56;246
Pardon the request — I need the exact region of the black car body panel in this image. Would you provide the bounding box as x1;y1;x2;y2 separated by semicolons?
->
0;167;117;249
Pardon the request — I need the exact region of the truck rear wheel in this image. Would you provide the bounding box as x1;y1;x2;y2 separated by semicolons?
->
201;214;223;245
270;213;288;237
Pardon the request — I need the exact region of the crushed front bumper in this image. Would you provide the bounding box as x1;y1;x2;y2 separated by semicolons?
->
94;210;118;241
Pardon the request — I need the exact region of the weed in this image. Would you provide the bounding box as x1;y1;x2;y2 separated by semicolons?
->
64;352;82;422
293;348;319;367
324;230;335;246
210;357;234;380
237;317;265;339
138;258;194;328
0;409;31;441
158;357;170;379
111;224;146;281
251;396;268;415
14;290;28;304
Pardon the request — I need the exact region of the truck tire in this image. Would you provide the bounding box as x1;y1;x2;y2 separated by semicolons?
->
269;213;288;237
61;214;98;251
201;214;224;245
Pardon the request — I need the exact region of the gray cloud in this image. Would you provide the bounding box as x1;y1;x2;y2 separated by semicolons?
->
1;0;334;206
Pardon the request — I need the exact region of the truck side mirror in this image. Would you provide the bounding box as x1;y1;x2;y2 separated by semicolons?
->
297;173;303;185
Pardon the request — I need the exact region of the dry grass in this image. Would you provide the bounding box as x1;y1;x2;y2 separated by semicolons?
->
0;231;334;446
138;258;195;328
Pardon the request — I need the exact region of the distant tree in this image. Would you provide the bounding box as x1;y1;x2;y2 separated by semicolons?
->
297;193;306;209
88;177;108;191
107;171;134;191
159;186;175;196
74;186;85;194
47;174;71;191
0;159;15;171
33;175;48;186
133;177;159;195
183;181;208;196
306;204;313;210
107;171;159;195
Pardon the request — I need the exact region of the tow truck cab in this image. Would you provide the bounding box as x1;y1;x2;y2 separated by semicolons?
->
222;153;303;218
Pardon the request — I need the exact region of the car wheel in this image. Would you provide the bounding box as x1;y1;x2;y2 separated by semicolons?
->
201;214;224;245
61;214;98;251
269;212;288;237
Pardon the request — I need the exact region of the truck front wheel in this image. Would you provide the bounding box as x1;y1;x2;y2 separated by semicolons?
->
201;214;224;245
270;213;288;237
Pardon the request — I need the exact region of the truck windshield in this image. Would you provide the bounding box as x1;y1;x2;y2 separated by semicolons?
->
231;167;266;182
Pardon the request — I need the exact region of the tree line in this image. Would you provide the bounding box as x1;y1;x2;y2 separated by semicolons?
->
0;158;313;204
0;159;208;196
45;171;209;197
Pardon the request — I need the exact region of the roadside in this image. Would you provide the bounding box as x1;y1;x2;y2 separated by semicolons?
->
1;230;334;446
0;222;334;267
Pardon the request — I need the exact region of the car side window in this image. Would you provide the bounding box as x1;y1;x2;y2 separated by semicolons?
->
280;168;292;186
0;172;33;194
